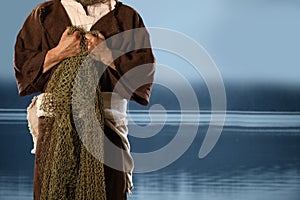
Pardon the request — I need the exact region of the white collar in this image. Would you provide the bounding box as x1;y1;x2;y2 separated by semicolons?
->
60;0;116;31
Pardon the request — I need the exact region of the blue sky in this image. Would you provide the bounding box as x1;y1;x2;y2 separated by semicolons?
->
1;0;300;85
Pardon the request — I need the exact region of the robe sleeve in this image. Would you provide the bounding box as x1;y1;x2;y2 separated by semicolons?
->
110;10;156;106
14;7;51;96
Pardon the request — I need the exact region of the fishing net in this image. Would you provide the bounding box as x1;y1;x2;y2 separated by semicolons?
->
39;26;106;200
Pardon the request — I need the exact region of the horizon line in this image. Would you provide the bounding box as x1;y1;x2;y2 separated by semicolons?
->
1;108;300;129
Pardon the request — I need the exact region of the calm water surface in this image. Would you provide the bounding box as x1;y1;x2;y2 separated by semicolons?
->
0;113;300;200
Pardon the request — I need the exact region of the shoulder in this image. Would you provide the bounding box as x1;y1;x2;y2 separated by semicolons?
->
22;0;61;26
116;2;146;28
27;0;59;19
117;2;143;19
31;0;57;13
18;0;61;37
118;3;138;13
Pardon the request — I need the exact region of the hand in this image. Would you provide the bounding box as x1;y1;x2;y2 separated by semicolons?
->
85;33;117;71
85;32;106;52
55;27;82;59
43;28;82;73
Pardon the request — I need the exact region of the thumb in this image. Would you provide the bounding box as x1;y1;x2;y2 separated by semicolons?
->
62;27;70;37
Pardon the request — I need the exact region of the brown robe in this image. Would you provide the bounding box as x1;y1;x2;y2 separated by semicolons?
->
14;0;155;199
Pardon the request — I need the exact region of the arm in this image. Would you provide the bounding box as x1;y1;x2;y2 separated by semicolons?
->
14;8;50;96
14;7;49;96
14;7;82;96
89;10;156;105
111;12;156;106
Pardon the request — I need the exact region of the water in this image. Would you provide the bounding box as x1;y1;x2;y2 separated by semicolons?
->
0;110;300;200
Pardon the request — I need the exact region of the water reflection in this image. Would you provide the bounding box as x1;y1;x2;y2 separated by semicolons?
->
0;174;32;200
1;167;299;200
0;122;300;200
131;167;300;200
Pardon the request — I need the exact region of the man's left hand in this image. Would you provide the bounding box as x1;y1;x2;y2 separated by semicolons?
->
85;33;117;71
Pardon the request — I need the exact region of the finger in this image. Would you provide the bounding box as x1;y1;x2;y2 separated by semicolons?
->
73;31;82;39
85;33;94;40
87;41;92;48
76;41;82;48
62;27;70;37
87;43;94;52
98;33;105;40
76;47;81;54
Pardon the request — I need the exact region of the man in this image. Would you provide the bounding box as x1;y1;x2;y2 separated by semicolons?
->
14;0;155;199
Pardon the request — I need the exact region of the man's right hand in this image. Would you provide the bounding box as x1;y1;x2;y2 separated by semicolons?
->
43;28;82;73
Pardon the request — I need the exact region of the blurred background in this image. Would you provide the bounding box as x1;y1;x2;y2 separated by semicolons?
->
0;0;300;199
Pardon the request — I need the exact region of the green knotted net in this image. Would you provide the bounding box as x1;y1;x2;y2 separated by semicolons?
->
39;26;106;200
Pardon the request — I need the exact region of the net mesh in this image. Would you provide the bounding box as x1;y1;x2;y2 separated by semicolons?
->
39;26;106;200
